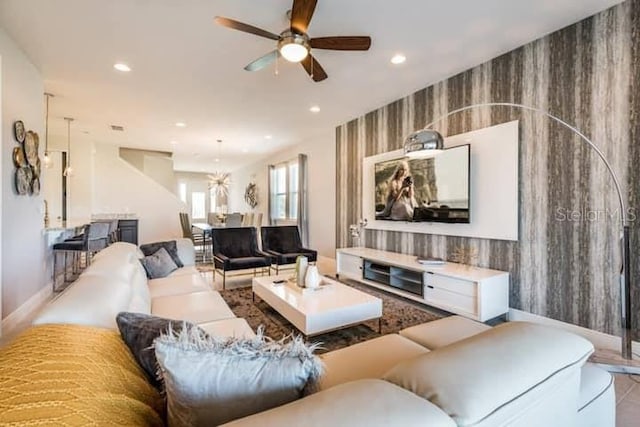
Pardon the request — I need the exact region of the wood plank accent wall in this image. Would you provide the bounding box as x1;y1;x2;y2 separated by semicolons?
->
336;0;640;337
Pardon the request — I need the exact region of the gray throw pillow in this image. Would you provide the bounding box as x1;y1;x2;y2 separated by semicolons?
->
140;247;178;279
140;240;184;268
155;327;323;427
116;312;203;389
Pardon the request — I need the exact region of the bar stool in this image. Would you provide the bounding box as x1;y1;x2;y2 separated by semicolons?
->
52;222;110;292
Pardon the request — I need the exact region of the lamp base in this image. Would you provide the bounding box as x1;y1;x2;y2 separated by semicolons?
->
590;349;640;375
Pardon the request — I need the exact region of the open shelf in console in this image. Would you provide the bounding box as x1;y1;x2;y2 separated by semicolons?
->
363;260;423;297
363;260;391;285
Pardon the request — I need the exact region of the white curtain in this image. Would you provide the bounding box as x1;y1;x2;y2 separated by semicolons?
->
297;154;309;247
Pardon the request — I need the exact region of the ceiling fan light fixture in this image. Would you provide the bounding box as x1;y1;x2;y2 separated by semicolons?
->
278;31;309;63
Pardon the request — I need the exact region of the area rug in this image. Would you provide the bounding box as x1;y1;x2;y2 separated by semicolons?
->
218;279;445;354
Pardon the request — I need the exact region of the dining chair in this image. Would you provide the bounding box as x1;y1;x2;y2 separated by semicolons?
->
179;212;207;261
242;212;254;227
225;212;242;227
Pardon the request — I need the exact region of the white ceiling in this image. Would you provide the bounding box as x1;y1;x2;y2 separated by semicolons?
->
0;0;622;172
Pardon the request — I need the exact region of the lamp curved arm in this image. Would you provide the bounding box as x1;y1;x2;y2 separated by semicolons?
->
421;102;629;226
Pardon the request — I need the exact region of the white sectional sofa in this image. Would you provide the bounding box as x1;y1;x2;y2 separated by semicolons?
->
30;239;615;426
33;239;255;339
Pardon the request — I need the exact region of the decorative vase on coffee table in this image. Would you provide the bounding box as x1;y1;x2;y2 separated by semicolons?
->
295;256;308;287
305;265;321;289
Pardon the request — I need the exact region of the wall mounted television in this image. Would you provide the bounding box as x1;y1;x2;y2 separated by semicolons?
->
374;144;470;223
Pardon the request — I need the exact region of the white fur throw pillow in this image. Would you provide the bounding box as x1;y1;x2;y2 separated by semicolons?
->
155;327;323;426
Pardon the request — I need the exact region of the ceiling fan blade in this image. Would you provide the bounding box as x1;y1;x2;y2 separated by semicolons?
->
300;54;327;82
244;50;279;72
290;0;317;34
214;16;280;41
310;36;371;51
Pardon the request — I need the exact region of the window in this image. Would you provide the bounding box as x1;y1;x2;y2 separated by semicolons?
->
270;159;299;221
178;182;187;203
191;192;206;220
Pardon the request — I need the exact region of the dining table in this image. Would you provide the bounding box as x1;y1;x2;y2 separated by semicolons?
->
191;222;222;261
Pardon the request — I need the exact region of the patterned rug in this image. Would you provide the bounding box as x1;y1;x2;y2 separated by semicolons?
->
218;279;445;354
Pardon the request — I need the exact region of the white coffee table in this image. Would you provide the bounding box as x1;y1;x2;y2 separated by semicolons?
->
252;275;383;337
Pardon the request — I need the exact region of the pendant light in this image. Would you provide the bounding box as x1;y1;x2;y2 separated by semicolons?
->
215;139;222;162
63;117;74;177
43;93;54;168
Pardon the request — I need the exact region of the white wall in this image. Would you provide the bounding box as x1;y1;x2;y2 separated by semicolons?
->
91;142;186;244
0;28;46;320
228;130;336;258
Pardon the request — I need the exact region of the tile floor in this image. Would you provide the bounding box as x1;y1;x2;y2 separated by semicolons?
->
1;255;638;426
614;373;640;426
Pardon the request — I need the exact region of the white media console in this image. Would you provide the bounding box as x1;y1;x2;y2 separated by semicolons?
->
336;247;510;322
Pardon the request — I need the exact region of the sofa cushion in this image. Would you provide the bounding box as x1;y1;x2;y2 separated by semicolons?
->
140;240;184;268
154;327;323;426
140;247;179;279
81;249;138;283
167;265;200;278
221;379;456;427
198;318;256;339
130;261;151;314
148;272;209;299
175;238;196;266
91;241;143;260
0;324;163;426
33;275;132;329
319;334;429;390
383;322;594;427
399;315;491;350
116;312;202;389
151;291;235;324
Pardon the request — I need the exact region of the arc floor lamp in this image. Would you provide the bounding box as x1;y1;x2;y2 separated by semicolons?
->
404;102;636;374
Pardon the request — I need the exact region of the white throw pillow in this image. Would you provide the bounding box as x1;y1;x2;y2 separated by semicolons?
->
155;327;323;427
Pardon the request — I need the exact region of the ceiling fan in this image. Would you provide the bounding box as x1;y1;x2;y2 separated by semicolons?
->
214;0;371;82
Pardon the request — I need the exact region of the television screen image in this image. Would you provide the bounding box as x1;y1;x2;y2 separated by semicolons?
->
374;144;470;223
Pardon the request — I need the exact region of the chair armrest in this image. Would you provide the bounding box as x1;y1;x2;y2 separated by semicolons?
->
213;253;229;263
253;250;273;261
299;247;317;254
265;249;282;256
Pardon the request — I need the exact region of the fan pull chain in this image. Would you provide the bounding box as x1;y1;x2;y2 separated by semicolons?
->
311;53;314;79
275;53;279;76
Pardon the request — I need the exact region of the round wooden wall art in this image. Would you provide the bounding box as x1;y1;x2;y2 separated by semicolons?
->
15;167;32;195
13;121;26;143
12;122;42;196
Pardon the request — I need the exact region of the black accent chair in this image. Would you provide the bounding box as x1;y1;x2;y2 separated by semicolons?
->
211;227;272;289
261;226;318;274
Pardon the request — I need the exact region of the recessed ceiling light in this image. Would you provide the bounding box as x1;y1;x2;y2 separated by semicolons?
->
264;135;272;140
242;148;249;153
390;54;406;65
215;158;220;162
114;63;131;72
170;140;178;145
309;105;320;113
176;122;186;128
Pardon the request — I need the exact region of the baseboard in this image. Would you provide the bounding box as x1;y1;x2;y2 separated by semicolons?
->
508;308;640;354
1;285;52;337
